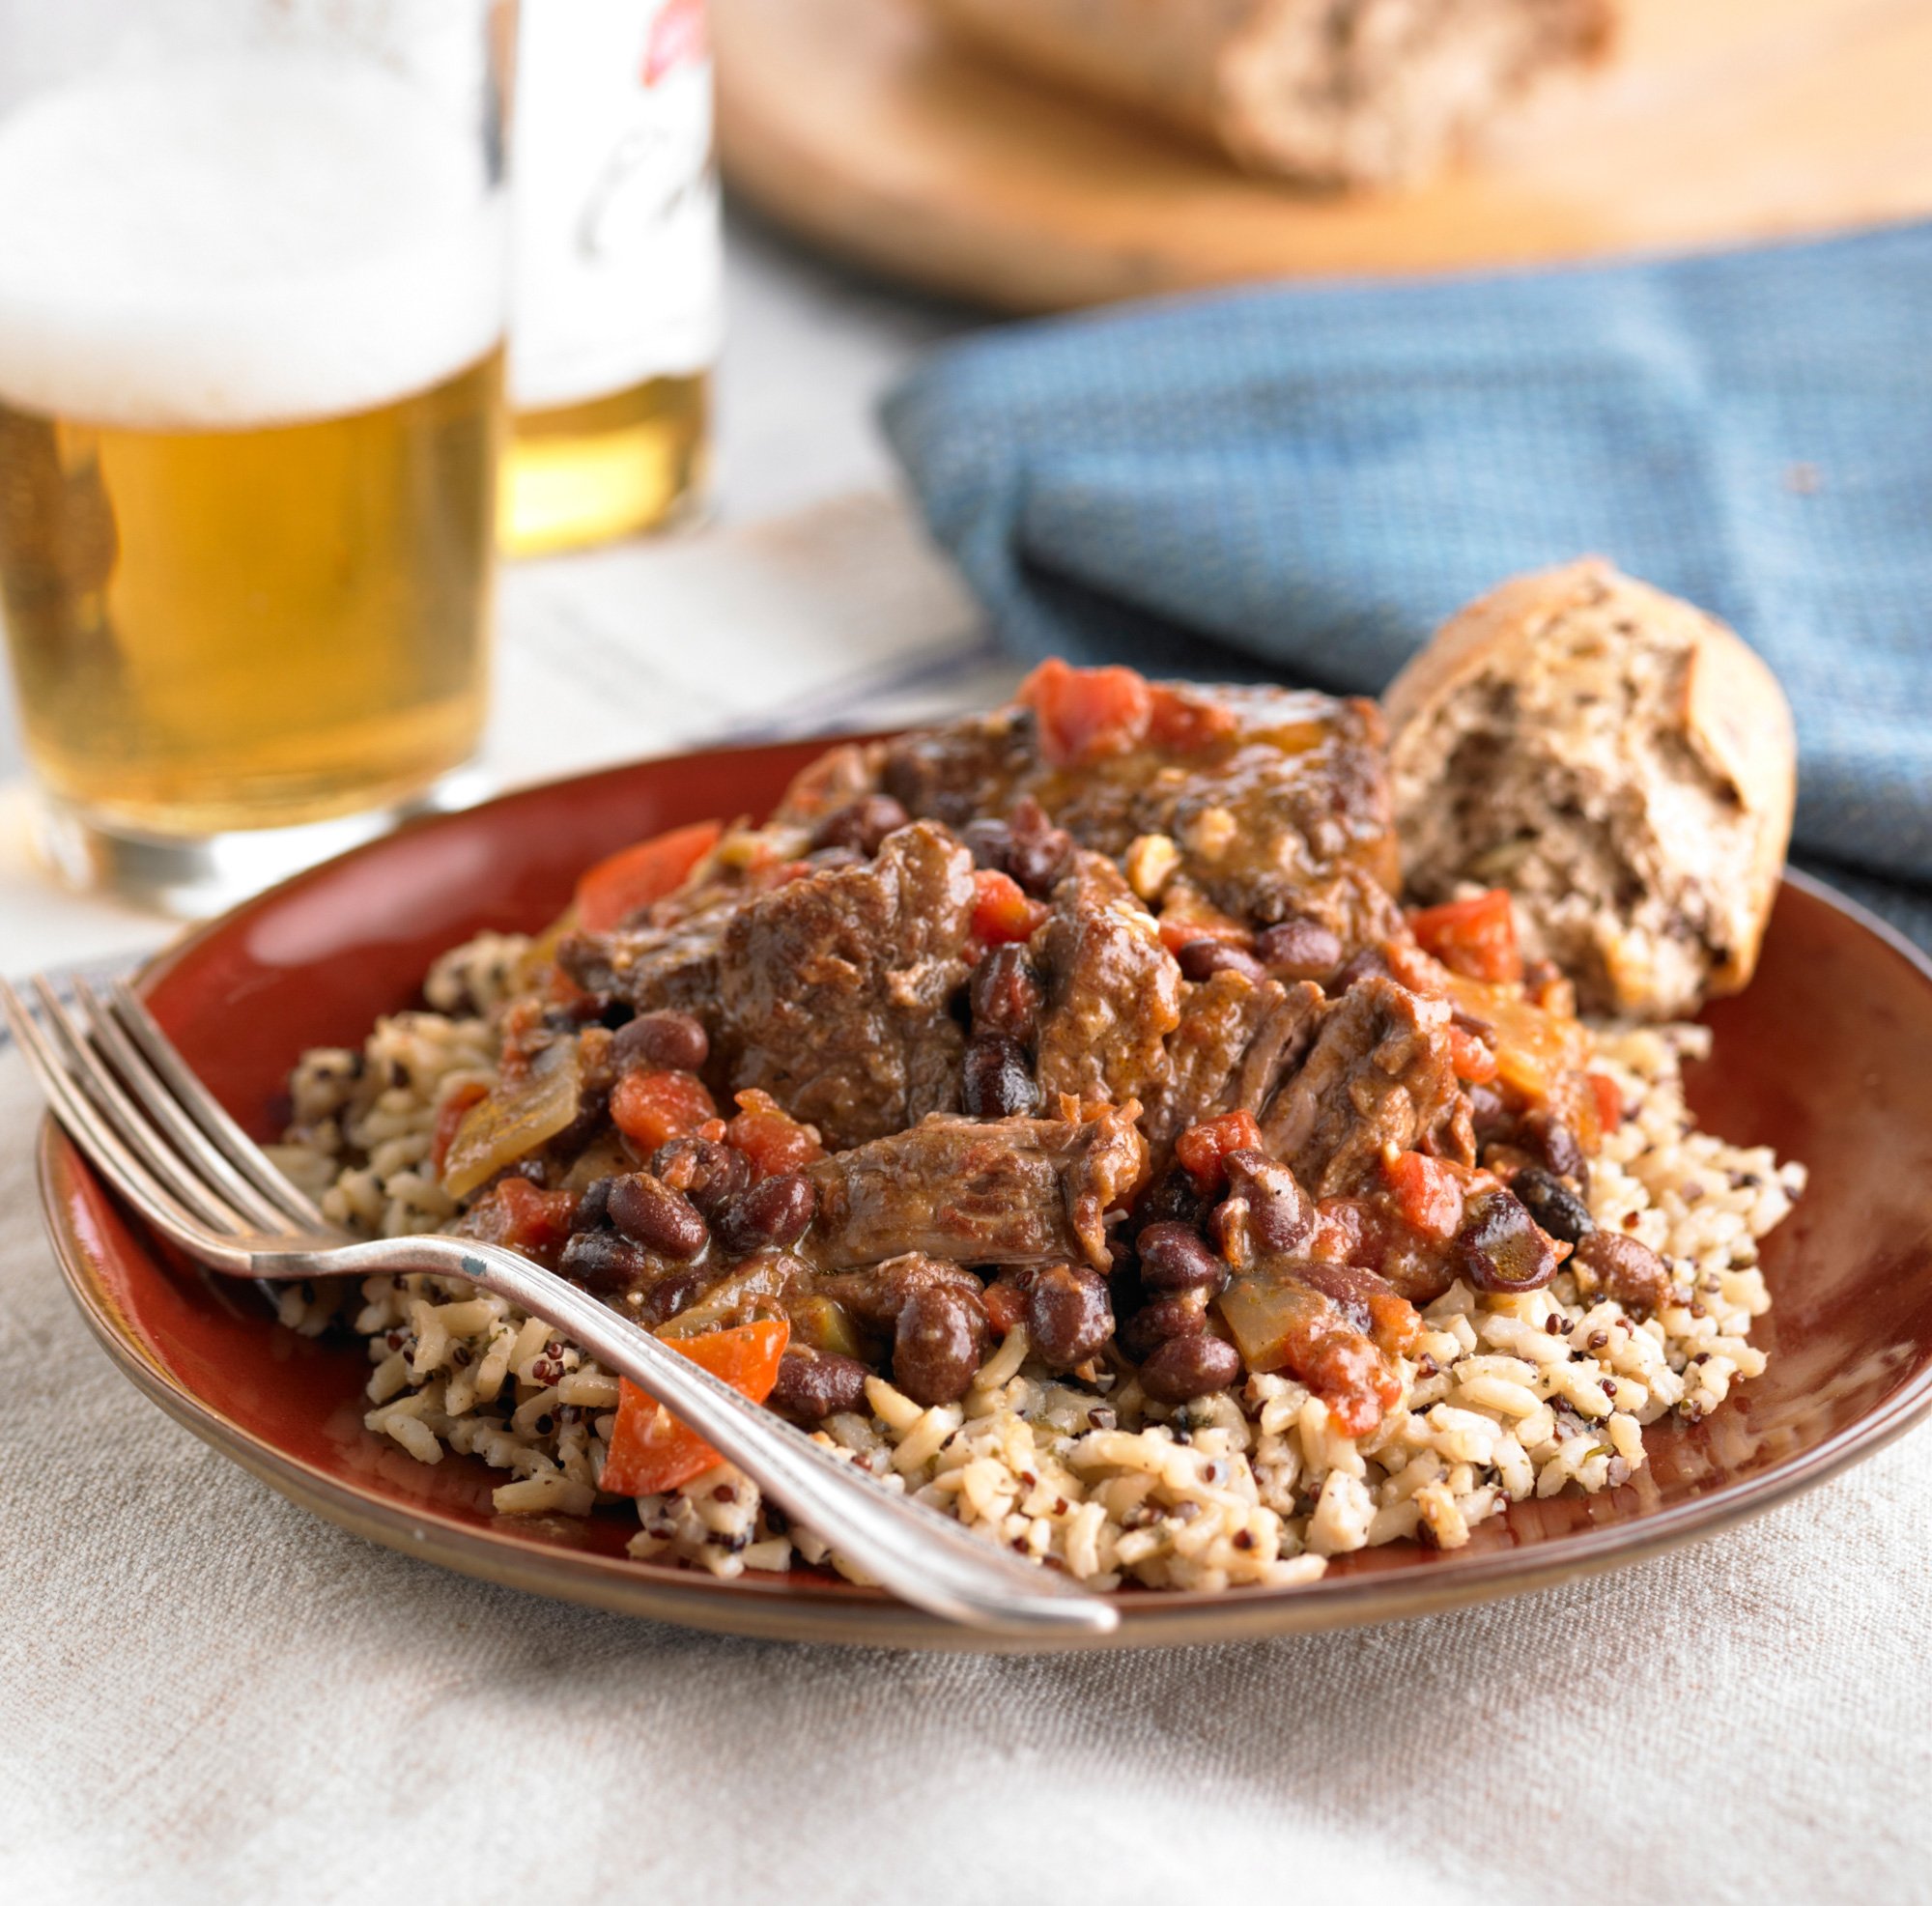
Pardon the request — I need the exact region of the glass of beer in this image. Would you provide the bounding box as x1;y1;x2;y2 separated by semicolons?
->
0;1;514;914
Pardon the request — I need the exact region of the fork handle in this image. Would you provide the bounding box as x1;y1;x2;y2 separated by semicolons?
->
296;1235;1118;1638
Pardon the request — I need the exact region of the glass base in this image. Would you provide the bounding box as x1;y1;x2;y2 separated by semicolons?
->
33;764;489;920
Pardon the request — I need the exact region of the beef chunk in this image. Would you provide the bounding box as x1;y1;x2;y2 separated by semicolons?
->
878;712;1037;833
1144;972;1325;1163
880;682;1400;948
715;822;974;1151
806;1107;1147;1271
556;898;729;1018
1259;976;1474;1197
1031;851;1179;1109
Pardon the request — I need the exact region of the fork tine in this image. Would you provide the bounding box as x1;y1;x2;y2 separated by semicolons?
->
1;981;247;1272
30;978;256;1238
108;979;328;1232
71;976;301;1237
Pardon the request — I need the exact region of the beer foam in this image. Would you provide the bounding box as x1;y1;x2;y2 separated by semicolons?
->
0;57;505;430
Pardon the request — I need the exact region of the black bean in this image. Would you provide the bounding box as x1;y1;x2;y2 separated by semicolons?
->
1177;938;1266;984
1326;948;1392;996
542;990;619;1032
1005;797;1075;897
1467;1081;1514;1145
1119;1291;1209;1360
1131;1167;1208;1238
1136;1221;1226;1294
961;818;1012;873
1253;918;1345;980
1025;1263;1114;1369
961;1031;1038;1118
893;1286;985;1405
1221;1148;1314;1255
1456;1188;1557;1294
558;1228;657;1294
769;1349;872;1422
809;793;910;857
1571;1232;1670;1315
1521;1110;1589;1191
1140;1333;1241;1403
610;1010;709;1074
549;1086;611;1161
649;1135;750;1220
715;1173;818;1256
1511;1165;1596;1246
630;1264;719;1330
571;1177;614;1233
969;944;1042;1042
607;1172;709;1260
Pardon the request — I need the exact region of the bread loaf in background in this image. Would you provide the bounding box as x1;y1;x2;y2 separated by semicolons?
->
1384;560;1796;1020
921;0;1615;188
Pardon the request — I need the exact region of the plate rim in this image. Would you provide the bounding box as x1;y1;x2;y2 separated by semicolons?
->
27;753;1932;1649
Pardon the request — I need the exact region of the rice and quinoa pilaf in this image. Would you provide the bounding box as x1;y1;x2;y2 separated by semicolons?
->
265;665;1805;1595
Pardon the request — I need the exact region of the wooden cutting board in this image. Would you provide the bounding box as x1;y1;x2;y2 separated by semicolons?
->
714;0;1932;311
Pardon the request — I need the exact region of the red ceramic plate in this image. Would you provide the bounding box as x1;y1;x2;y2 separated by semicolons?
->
35;739;1932;1650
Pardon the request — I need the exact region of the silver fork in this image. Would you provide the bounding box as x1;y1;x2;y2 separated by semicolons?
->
4;974;1117;1639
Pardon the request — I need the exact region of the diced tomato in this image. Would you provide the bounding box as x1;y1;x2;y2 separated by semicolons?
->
1295;1325;1405;1437
1406;890;1523;985
1308;1196;1393;1272
465;1175;581;1263
1145;683;1238;754
601;1318;791;1498
1156;903;1251;957
1446;1021;1499;1085
611;1068;717;1153
575;819;724;933
982;1282;1027;1336
1589;1071;1624;1134
1017;658;1154;768
971;868;1049;947
430;1080;489;1176
727;1088;826;1179
1174;1110;1264;1191
1383;1151;1465;1240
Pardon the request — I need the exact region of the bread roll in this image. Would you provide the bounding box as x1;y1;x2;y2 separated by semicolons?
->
1383;560;1796;1019
921;0;1614;187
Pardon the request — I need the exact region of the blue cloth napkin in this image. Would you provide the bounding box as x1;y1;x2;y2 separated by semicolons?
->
882;222;1932;942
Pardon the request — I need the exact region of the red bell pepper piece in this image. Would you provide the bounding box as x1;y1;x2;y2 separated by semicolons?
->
575;818;723;932
601;1318;792;1497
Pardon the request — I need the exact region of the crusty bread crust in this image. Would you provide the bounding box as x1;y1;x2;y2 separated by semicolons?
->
921;0;1615;186
1384;559;1796;1013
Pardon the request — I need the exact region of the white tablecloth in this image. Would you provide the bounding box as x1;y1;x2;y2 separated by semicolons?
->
3;497;1929;1903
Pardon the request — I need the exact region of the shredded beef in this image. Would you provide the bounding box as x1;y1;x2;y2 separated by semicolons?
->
805;1107;1147;1271
1030;852;1180;1110
1258;975;1474;1197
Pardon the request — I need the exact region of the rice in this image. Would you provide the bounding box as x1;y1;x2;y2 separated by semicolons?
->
271;938;1804;1593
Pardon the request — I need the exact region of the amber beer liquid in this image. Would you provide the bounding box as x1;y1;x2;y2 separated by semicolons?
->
0;59;506;864
502;0;722;555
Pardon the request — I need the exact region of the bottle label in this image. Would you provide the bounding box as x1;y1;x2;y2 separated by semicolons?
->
508;0;722;412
